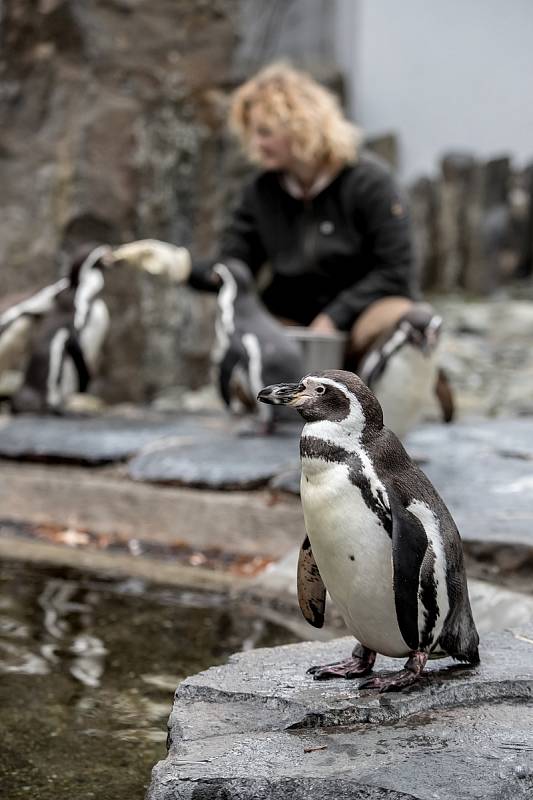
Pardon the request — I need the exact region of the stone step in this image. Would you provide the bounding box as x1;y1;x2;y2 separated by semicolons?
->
148;631;533;800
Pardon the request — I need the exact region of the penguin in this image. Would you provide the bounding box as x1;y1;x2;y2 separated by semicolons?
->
0;281;69;380
258;369;479;692
191;258;303;434
9;244;111;414
357;304;454;439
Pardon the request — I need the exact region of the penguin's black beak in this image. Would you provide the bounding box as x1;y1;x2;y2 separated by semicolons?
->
257;382;303;405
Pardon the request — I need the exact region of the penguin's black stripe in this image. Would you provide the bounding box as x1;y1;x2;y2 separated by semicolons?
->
219;346;242;407
300;436;349;464
301;436;392;535
65;333;91;392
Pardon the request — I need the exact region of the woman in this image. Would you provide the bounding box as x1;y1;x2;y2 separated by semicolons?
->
196;61;418;362
116;64;451;431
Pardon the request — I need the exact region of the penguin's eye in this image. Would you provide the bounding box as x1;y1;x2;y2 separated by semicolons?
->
315;385;326;395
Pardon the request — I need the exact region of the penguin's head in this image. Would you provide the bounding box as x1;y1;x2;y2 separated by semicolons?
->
258;369;383;433
213;259;254;294
398;305;442;354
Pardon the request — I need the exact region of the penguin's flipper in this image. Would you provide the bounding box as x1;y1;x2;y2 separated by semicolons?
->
434;367;455;423
297;535;326;628
388;488;428;651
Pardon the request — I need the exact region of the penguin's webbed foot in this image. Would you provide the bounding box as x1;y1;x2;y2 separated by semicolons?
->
358;651;428;693
307;645;376;681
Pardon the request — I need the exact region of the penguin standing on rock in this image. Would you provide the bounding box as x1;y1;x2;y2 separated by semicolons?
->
258;369;479;692
191;258;303;434
357;304;454;439
9;244;112;414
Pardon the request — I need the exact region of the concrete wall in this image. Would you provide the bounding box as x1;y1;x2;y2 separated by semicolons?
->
335;0;533;180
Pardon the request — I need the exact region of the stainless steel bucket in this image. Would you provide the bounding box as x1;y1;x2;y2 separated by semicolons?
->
285;327;348;374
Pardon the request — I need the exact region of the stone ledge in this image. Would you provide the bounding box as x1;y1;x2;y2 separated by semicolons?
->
148;630;533;800
0;461;304;559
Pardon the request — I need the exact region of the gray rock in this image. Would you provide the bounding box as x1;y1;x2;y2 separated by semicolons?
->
129;426;300;489
0;414;210;465
406;418;533;547
148;630;533;799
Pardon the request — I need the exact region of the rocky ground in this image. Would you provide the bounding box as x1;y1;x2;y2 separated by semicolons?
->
432;292;533;418
2;295;533;799
148;631;533;800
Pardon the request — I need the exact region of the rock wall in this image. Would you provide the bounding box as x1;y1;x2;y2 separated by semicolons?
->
0;0;340;400
0;0;246;397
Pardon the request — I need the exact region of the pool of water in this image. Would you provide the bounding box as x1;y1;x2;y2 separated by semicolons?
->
0;560;299;800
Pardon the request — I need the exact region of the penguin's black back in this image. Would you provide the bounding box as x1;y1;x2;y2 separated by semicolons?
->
372;426;479;663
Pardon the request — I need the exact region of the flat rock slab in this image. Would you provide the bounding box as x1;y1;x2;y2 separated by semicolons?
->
0;414;215;465
128;426;301;489
148;630;533;800
406;418;533;547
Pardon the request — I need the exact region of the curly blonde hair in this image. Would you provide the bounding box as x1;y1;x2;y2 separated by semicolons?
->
229;62;361;169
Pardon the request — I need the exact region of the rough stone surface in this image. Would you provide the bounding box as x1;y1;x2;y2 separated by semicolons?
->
406;417;533;547
433;295;533;418
0;414;211;465
411;152;531;294
128;424;300;489
147;630;533;799
0;460;305;562
4;413;533;552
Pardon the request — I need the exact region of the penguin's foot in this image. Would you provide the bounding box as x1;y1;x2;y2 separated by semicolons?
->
307;646;376;681
359;651;428;693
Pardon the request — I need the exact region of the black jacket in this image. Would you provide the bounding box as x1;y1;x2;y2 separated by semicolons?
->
193;153;416;331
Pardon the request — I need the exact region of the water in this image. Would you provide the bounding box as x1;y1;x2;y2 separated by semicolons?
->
0;560;299;799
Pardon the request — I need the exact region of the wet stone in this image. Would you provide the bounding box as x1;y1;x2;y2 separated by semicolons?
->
0;414;214;465
148;630;533;800
128;425;301;489
405;418;533;547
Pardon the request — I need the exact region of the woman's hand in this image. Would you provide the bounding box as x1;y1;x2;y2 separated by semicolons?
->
110;240;191;283
309;313;338;335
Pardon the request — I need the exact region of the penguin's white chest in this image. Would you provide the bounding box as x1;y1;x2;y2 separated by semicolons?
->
300;458;409;657
373;347;439;439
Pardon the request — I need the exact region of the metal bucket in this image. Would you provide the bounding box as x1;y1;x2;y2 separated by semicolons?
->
285;327;348;374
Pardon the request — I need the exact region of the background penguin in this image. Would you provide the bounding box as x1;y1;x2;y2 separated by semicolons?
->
191;258;303;434
9;244;111;414
258;369;479;692
357;304;454;439
0;280;69;388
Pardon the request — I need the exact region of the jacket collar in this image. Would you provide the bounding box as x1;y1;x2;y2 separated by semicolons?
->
280;164;342;200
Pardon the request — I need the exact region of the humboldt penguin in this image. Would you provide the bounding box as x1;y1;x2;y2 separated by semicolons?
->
191;258;303;434
9;244;111;414
0;280;69;383
357;304;454;439
258;369;479;692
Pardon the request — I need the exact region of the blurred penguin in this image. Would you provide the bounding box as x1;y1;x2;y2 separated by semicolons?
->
358;303;454;439
190;258;303;434
9;244;112;414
